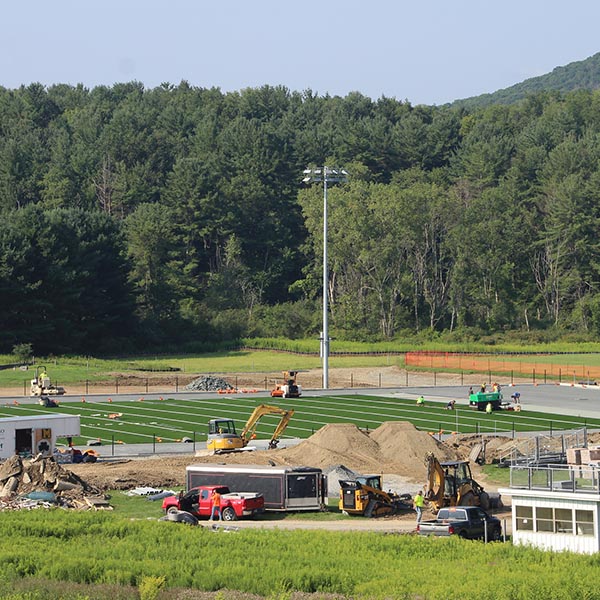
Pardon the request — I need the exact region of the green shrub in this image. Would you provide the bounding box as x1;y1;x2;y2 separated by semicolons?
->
138;575;165;600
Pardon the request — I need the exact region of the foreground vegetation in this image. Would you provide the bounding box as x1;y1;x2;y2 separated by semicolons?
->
1;511;599;599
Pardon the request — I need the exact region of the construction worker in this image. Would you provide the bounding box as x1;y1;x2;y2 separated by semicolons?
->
480;382;486;393
416;395;425;406
485;402;493;414
413;490;424;524
209;489;222;521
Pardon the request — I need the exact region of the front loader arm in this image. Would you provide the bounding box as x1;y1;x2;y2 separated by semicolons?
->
424;452;445;511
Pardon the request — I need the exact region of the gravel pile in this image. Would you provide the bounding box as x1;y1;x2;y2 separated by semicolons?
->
324;464;359;497
185;375;234;391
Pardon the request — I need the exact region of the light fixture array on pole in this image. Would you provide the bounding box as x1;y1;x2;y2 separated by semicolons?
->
302;166;348;389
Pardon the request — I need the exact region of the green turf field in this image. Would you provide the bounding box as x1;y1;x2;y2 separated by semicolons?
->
0;394;597;447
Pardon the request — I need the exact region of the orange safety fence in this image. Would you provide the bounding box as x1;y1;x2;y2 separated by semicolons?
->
405;351;600;382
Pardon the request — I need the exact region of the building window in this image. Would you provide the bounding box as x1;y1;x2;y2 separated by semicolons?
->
575;510;594;536
554;508;573;534
516;505;533;531
535;506;553;532
516;504;595;536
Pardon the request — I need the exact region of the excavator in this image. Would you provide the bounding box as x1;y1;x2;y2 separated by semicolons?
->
207;404;294;454
271;371;302;398
339;474;412;518
424;452;494;512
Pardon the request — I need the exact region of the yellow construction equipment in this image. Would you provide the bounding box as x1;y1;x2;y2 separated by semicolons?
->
424;452;490;512
338;474;412;517
207;404;294;454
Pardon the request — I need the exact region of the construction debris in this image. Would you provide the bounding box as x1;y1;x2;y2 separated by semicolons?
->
185;375;235;392
0;454;108;511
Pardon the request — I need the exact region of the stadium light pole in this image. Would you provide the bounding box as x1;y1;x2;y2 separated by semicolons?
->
302;166;348;389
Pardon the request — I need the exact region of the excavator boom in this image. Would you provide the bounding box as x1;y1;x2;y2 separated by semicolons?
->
240;404;295;448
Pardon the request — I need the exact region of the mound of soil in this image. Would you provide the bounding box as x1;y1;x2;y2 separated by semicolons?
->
278;423;384;470
369;421;458;475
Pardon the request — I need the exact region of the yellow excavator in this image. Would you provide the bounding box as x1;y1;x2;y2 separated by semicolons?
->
339;474;413;517
424;452;491;512
207;404;294;454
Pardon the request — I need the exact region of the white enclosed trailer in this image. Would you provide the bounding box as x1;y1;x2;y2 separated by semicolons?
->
0;414;80;459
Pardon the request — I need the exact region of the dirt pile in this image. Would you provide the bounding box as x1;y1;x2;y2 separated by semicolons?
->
278;424;384;470
268;422;459;481
0;454;106;510
370;422;456;466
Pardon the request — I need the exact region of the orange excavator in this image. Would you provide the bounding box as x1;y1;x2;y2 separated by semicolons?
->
207;404;295;454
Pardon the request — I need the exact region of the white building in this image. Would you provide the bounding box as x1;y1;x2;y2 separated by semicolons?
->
500;464;600;554
0;414;80;459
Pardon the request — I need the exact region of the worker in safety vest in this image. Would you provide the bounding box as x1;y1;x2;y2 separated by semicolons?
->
485;402;493;414
416;395;425;406
413;490;425;524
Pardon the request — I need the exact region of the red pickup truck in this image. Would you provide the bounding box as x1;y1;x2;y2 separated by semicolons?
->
162;485;264;521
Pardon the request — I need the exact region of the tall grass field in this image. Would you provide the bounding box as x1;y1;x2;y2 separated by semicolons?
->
0;511;599;600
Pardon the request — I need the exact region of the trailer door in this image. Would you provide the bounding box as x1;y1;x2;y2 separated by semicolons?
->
286;472;320;509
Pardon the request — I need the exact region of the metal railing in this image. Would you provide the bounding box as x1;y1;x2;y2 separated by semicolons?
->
510;463;600;494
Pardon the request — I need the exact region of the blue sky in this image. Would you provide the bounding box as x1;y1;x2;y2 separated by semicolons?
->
2;0;599;105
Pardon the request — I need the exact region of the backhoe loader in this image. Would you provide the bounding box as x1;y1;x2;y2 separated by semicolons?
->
339;474;412;517
207;404;294;454
424;452;494;512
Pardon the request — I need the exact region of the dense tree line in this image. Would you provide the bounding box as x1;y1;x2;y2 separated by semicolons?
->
1;82;600;354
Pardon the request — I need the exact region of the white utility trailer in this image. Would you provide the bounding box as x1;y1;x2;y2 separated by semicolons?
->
0;414;80;459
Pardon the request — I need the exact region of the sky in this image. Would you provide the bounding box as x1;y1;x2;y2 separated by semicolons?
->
2;0;600;106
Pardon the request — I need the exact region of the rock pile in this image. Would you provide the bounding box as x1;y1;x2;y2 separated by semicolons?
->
0;454;108;510
185;375;234;391
323;464;360;497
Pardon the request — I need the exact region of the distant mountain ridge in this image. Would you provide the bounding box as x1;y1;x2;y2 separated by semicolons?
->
451;52;600;109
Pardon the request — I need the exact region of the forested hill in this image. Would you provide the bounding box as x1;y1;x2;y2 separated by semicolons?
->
452;52;600;109
3;82;600;355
